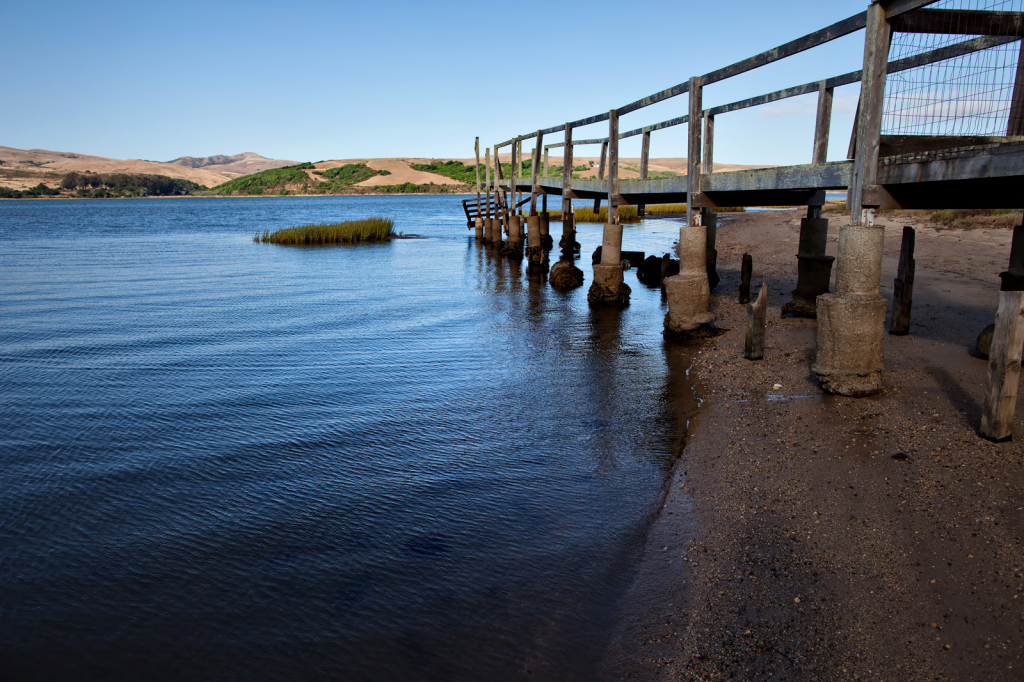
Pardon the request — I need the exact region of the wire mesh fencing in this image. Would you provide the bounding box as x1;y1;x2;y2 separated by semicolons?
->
883;0;1024;138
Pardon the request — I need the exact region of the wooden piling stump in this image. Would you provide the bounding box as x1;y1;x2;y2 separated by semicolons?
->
890;226;916;335
739;254;753;304
745;283;767;361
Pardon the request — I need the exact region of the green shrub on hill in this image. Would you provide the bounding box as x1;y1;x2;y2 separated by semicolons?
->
212;163;316;195
316;163;391;185
59;172;203;196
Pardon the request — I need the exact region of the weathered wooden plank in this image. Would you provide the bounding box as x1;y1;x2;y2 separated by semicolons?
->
703;12;867;86
850;2;891;222
620;115;688;138
571;112;611;129
703;162;853;192
813;82;833;165
882;0;940;18
687;76;703;225
877;144;1024;183
616;81;690;117
703;113;715;174
880;134;1024;156
890;9;1024;35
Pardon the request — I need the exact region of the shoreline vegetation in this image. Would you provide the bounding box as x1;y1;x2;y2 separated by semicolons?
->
254;217;396;245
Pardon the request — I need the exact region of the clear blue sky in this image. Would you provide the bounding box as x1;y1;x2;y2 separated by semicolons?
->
2;0;874;166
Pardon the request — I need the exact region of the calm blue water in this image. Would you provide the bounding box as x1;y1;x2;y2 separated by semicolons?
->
0;196;698;681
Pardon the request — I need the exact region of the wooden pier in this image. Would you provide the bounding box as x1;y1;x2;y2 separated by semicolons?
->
470;0;1024;439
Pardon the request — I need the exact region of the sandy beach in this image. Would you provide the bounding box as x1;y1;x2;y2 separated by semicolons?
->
603;209;1024;681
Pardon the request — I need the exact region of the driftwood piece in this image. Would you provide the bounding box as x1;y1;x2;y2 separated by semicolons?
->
981;291;1024;440
745;283;768;361
739;253;753;304
890;226;916;335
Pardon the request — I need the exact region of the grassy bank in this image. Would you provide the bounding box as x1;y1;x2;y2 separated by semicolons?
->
255;217;395;245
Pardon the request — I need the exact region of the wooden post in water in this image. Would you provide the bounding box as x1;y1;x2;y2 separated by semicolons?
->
589;111;628;305
813;80;833;165
473;137;483;239
593;139;608;214
493;147;506;246
484;147;493;243
561;124;575;260
638;129;650;217
889;226;916;335
745;283;768;361
530;132;542;216
982;223;1024;441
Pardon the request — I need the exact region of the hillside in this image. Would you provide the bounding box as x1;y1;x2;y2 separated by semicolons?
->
166;152;297;175
0;146;294;191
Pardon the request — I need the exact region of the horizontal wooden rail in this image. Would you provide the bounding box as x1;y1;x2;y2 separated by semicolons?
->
705;33;1018;119
891;9;1024;35
701;11;867;87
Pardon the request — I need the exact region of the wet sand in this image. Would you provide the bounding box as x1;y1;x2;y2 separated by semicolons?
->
604;209;1024;680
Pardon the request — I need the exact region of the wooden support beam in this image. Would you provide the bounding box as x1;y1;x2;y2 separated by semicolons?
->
850;2;892;224
813;81;833;165
608;109;619;225
890;9;1024;35
543;147;549;178
703;113;715;174
890;226;916;335
688;76;703;227
1009;40;1024;136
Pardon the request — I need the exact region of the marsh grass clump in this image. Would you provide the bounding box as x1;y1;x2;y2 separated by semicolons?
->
255;217;396;245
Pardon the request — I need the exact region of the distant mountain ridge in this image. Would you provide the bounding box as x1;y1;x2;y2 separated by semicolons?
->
167;152;282;169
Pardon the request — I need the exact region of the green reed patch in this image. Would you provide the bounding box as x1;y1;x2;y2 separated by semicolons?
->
255;217;396;245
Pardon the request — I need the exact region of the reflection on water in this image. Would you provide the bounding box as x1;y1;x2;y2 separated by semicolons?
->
0;197;699;681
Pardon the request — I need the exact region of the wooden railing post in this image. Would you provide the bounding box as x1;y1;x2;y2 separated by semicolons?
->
1008;40;1024;136
702;112;714;174
543;147;549;179
473;137;483;237
686;76;703;228
484;146;493;243
594;139;608;214
638;129;650;217
849;1;891;226
493;146;506;245
530;131;542;216
813;80;834;165
608;110;619;226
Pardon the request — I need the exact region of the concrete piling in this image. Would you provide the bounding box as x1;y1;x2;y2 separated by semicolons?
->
703;208;720;290
813;222;887;396
664;222;715;334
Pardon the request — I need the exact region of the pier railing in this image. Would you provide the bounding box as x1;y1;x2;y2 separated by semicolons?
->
484;0;1024;227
